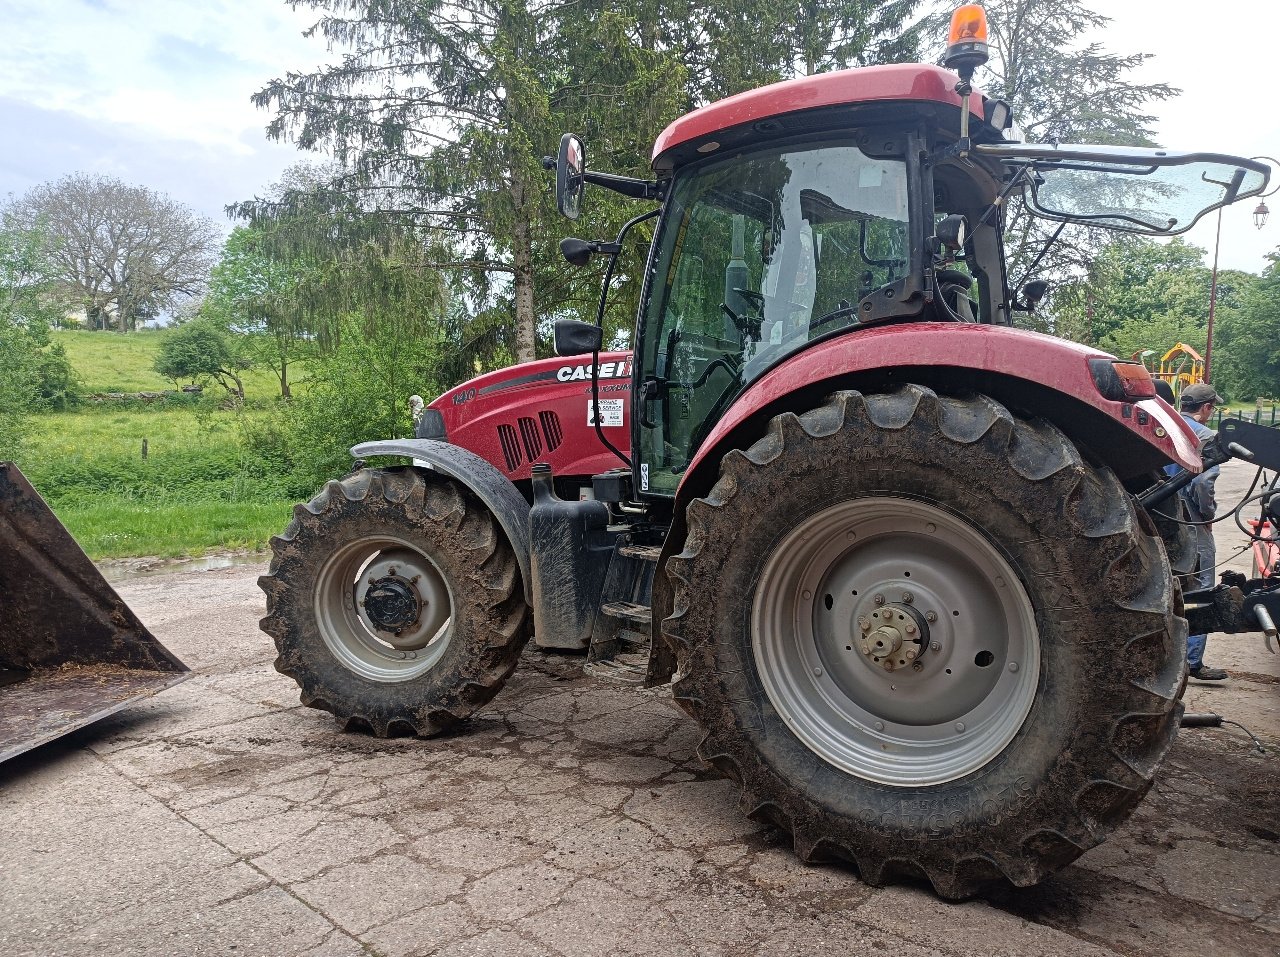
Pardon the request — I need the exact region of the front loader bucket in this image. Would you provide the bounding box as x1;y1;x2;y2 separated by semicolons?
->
0;462;190;764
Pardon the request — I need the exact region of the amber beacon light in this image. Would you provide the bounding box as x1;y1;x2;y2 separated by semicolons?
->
944;4;990;80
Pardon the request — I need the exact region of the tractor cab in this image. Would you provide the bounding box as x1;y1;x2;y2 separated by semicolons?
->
553;65;1269;496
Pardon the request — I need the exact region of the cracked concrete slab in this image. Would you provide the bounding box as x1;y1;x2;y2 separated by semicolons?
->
2;517;1278;957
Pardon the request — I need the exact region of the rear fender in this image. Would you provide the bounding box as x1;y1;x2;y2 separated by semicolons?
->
351;440;533;604
681;323;1198;497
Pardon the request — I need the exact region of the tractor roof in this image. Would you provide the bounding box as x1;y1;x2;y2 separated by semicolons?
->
652;63;986;166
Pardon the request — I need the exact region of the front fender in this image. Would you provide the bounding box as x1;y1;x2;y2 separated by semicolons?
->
352;439;532;604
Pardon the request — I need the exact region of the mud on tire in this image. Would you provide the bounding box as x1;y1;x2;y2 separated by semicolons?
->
260;467;529;736
664;386;1186;898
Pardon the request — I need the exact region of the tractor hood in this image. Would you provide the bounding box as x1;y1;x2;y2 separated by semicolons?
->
974;143;1271;236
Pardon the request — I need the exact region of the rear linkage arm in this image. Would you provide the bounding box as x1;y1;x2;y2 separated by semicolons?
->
1137;418;1280;649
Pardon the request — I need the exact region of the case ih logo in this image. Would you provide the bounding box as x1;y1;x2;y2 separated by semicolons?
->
556;359;631;382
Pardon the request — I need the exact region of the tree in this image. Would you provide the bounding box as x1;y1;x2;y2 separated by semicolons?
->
0;216;79;454
153;320;249;399
1213;249;1280;401
245;2;927;366
202;226;308;399
9;174;221;333
672;0;923;102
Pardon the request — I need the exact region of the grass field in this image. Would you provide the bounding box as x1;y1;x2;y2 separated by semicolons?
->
50;496;294;559
19;404;298;560
55;328;297;398
15;332;311;560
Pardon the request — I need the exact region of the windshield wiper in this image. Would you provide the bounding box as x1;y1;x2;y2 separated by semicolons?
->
810;300;861;333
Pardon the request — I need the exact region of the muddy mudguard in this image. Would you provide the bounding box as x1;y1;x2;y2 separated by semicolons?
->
350;439;533;604
0;462;190;764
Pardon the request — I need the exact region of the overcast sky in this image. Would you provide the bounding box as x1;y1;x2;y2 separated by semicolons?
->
2;0;1277;273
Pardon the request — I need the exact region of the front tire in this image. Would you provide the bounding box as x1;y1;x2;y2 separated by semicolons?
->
664;386;1185;898
261;467;529;736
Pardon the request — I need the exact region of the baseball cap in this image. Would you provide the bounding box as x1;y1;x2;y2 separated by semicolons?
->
1179;383;1222;407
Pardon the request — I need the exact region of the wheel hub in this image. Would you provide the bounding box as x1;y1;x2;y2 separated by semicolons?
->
315;541;454;682
858;602;928;670
362;576;421;632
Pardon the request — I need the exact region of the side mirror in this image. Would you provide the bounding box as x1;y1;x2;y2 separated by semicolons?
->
1021;280;1049;311
554;318;603;356
559;237;593;267
556;133;586;220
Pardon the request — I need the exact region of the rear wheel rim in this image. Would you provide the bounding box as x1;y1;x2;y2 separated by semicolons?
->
314;535;453;682
752;496;1040;786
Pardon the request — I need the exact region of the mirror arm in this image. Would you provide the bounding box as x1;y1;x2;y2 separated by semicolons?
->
1009;219;1066;302
582;170;661;200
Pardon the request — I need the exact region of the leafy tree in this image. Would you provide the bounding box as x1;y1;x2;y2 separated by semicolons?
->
1042;236;1209;348
245;314;449;492
153;320;250;400
1213;249;1280;401
8;173;220;333
202;226;309;399
0;217;80;453
0;324;39;455
673;0;923;101
245;2;927;367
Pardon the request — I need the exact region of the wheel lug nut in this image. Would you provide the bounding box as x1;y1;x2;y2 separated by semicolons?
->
905;649;917;660
911;662;924;672
874;594;885;605
882;660;894;671
858;617;870;632
901;591;914;604
926;611;938;623
905;624;916;635
930;641;941;653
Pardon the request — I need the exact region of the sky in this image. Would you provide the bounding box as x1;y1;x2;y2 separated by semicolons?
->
1;0;1278;274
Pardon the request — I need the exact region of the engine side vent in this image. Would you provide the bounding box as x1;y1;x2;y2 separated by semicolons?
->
518;416;543;460
497;424;522;472
539;411;563;451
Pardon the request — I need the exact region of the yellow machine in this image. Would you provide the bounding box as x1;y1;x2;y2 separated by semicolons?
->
1133;343;1206;398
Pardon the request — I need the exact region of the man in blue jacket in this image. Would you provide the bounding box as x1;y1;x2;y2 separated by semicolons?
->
1171;383;1228;680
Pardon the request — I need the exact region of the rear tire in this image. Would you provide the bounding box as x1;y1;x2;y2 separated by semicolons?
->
260;467;529;736
664;386;1185;898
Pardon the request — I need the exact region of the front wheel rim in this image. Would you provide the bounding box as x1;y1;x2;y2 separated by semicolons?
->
752;496;1040;786
314;535;453;682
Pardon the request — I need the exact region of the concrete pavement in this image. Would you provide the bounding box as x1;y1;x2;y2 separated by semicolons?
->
1;459;1277;956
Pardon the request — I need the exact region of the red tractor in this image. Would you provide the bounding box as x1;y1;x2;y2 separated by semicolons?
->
261;7;1280;897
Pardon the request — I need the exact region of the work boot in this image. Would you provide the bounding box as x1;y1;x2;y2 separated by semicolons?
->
1189;664;1228;681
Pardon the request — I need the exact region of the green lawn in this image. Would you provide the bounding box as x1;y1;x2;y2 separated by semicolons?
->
50;496;294;560
21;402;298;561
55;328;299;398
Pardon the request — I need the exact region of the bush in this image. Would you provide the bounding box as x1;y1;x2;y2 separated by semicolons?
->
154;319;249;398
248;316;447;493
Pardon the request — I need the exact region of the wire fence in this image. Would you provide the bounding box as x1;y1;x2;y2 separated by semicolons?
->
1215;405;1279;429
